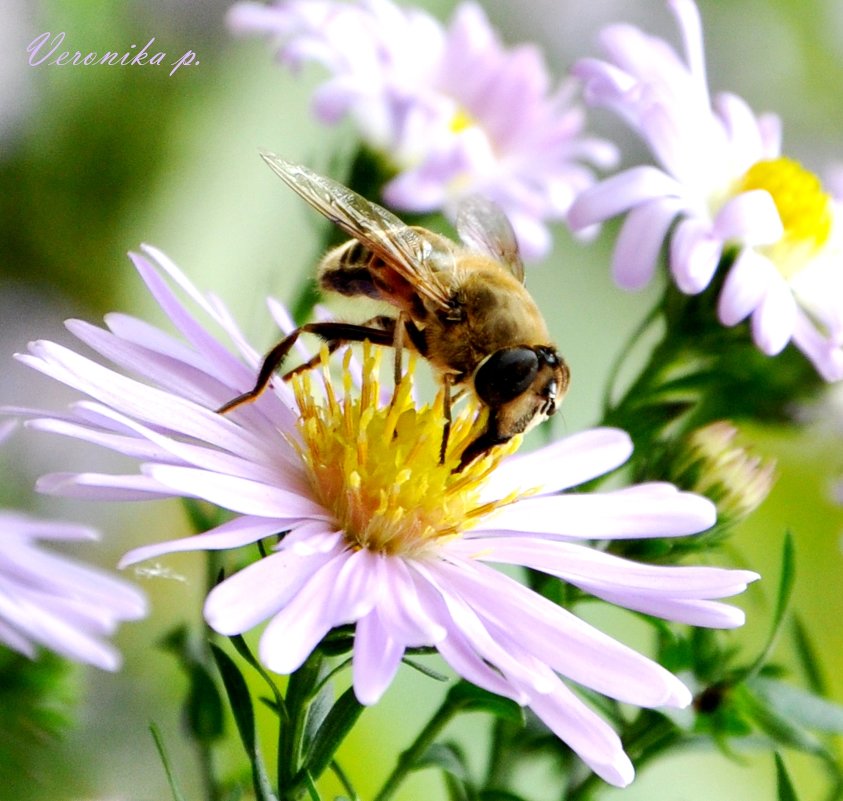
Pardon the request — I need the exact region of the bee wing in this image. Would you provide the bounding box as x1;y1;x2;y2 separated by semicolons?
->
260;152;453;310
455;194;525;284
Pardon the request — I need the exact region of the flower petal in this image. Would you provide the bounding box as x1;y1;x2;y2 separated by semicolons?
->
479;428;632;501
476;484;716;539
568;167;684;230
612;197;683;290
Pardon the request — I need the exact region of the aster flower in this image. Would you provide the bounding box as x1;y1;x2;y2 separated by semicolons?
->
15;245;758;786
227;0;617;259
568;0;843;381
0;425;146;670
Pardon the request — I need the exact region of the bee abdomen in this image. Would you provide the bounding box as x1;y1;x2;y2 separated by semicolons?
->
318;241;382;299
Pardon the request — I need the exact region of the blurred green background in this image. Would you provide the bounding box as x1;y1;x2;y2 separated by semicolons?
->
1;0;843;799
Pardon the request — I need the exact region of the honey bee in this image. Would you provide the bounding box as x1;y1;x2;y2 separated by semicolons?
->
219;153;570;471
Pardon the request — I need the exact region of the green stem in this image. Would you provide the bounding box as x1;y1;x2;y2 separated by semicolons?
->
483;717;520;792
278;651;326;800
373;694;463;801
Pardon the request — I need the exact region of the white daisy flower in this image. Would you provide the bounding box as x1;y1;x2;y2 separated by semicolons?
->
16;246;757;786
0;423;146;671
568;0;843;380
228;0;617;259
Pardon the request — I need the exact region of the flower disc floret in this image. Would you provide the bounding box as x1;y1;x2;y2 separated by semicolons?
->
292;346;518;557
736;157;834;278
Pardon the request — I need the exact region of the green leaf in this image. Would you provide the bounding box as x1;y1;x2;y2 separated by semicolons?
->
228;634;288;722
750;677;843;734
415;742;470;782
211;644;279;801
478;791;531;801
185;660;225;742
447;682;525;725
302;686;365;782
401;657;449;683
739;685;824;756
329;760;360;801
791;616;827;695
159;624;225;742
775;753;800;801
739;532;796;683
149;722;188;801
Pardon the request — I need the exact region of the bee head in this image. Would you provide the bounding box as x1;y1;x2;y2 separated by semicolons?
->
459;346;570;472
473;346;568;414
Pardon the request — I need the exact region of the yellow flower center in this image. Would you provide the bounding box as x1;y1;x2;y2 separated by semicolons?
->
290;345;521;558
736;157;833;279
449;106;476;134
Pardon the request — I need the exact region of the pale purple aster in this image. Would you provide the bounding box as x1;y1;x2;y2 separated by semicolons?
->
227;0;617;259
568;0;843;380
15;245;757;786
0;424;146;670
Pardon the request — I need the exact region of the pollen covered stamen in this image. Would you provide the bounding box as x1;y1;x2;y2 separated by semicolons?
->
291;345;521;557
737;157;833;278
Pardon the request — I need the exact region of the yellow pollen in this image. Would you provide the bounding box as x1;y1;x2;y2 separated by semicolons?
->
449;107;476;134
289;344;522;558
736;157;833;279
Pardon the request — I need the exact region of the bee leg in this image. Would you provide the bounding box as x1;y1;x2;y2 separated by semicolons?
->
217;321;395;414
439;374;454;465
217;331;304;413
392;313;405;386
283;315;397;381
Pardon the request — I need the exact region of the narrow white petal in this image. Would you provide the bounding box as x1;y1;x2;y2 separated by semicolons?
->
455;537;759;598
717;249;773;326
670;218;722;294
120;516;298;567
752;279;797;355
36;472;172;501
479;428;632;502
259;552;356;673
353;611;404;705
528;681;635;787
144;464;329;520
612;197;683;290
477;486;716;539
206;547;338;635
433;557;690;707
568;167;683;230
590;588;748;628
713;190;783;245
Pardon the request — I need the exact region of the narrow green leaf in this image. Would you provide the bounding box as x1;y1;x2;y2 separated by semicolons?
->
229;634;288;722
186;661;225;742
478;791;531;801
302;771;322;801
210;644;279;801
149;722;188;801
447;682;524;725
302;686;365;782
401;657;449;683
329;760;360;801
304;678;335;755
740;532;795;683
415;742;470;781
740;685;824;756
750;677;843;734
775;753;800;801
791;616;827;696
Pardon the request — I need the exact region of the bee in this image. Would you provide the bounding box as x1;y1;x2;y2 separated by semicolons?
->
219;153;570;471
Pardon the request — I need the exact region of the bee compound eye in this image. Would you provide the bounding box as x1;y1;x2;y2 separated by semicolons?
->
474;347;540;406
